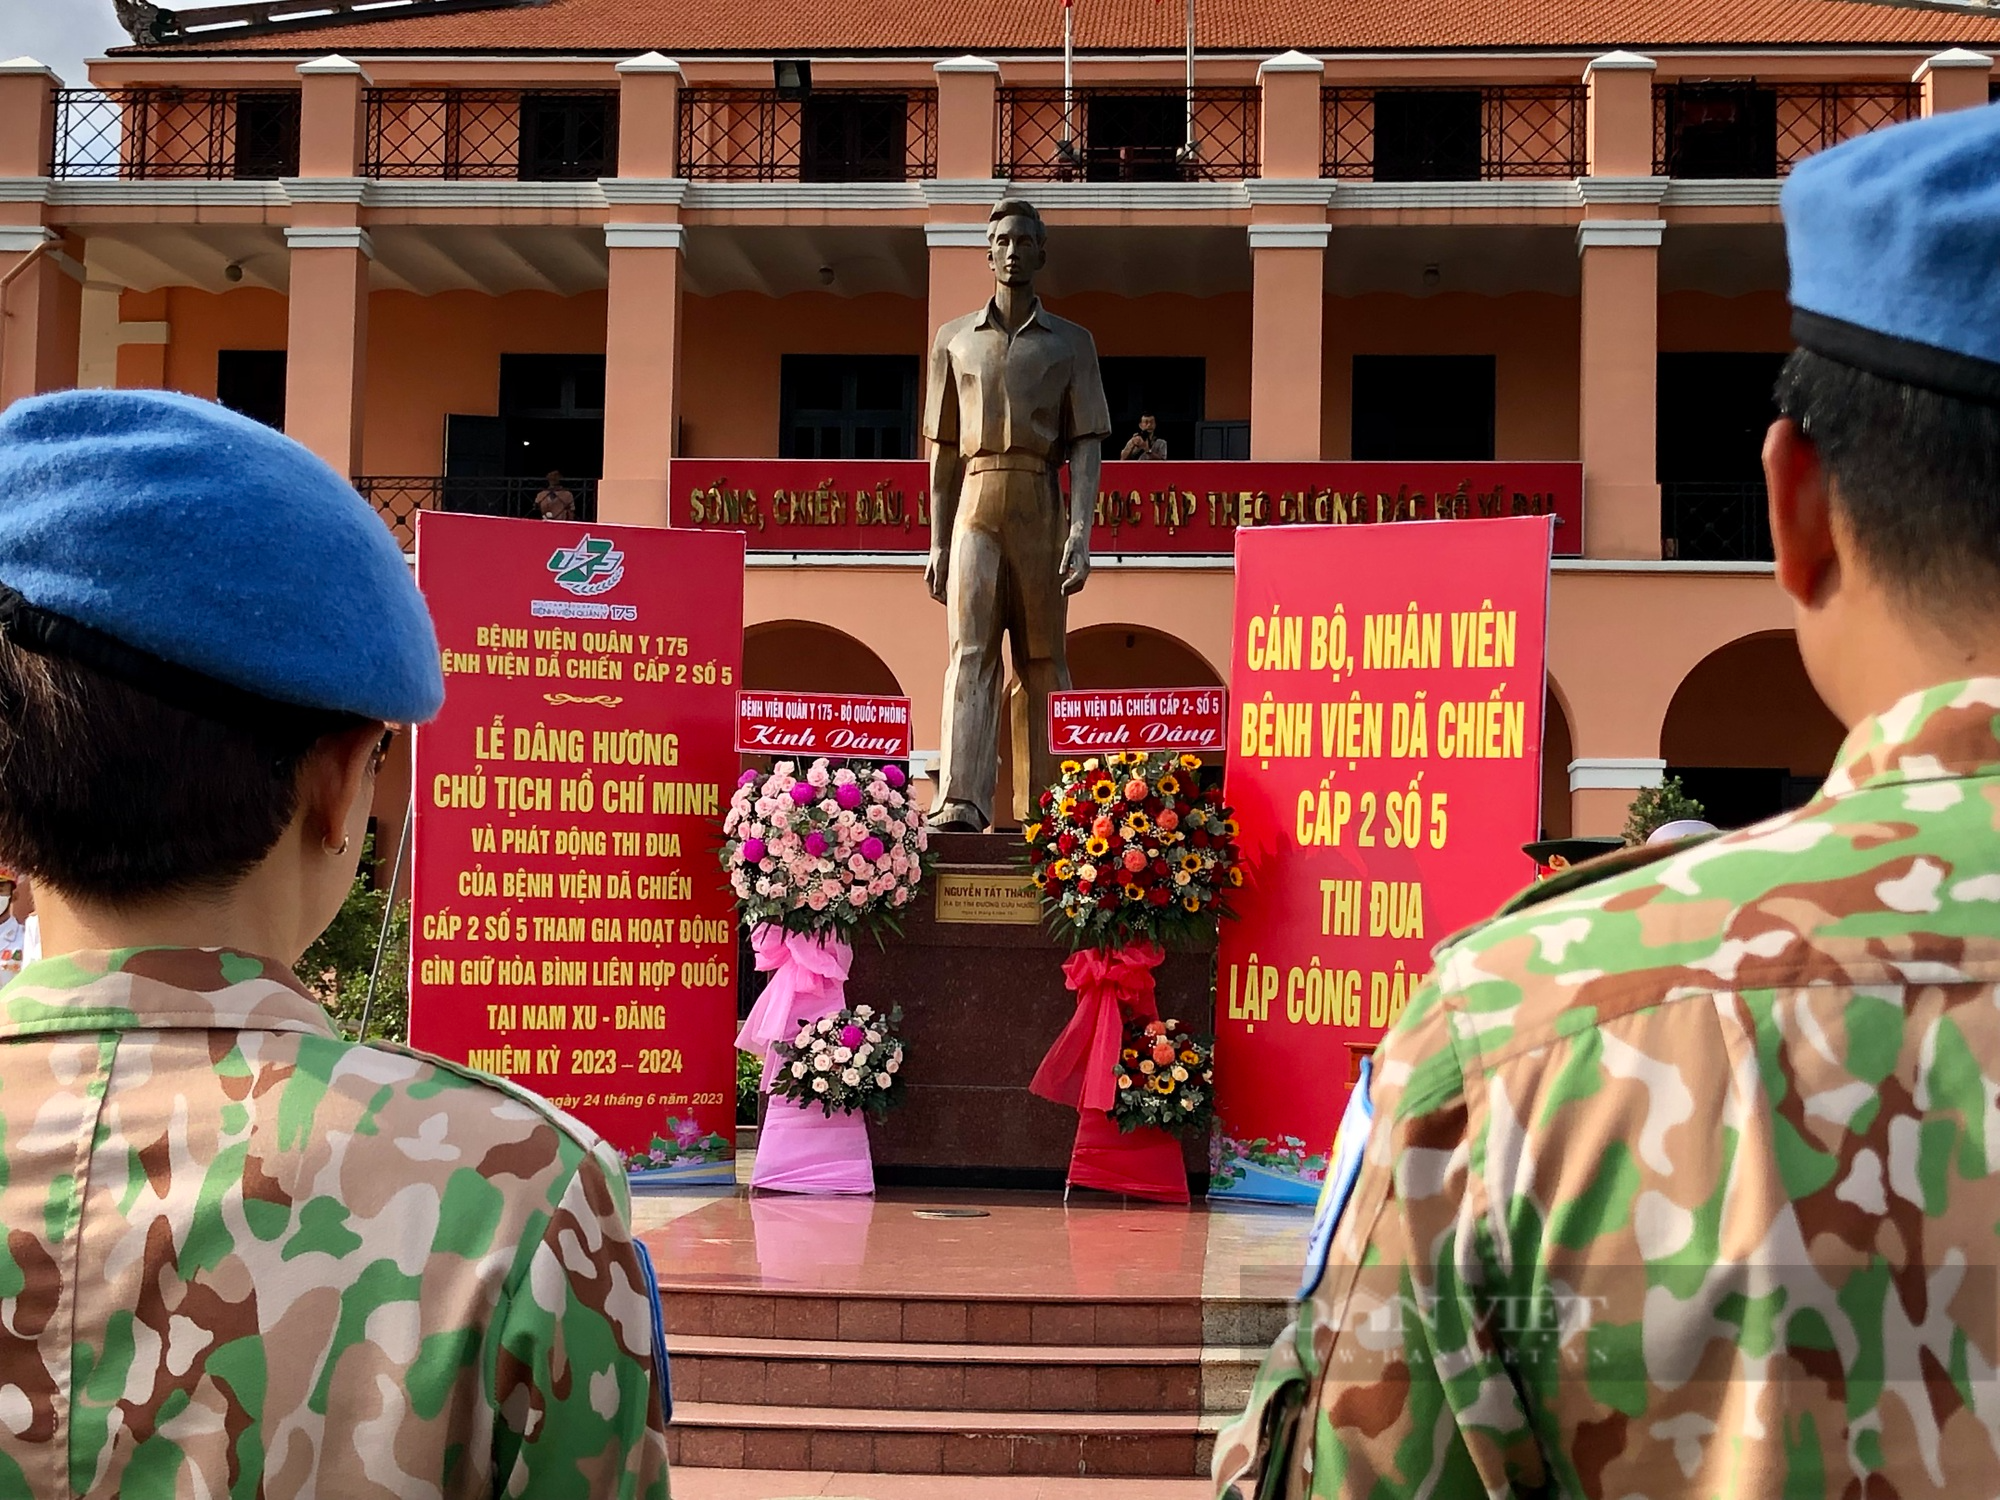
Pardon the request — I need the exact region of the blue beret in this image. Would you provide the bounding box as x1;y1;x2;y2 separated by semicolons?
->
1785;103;2000;403
0;390;443;724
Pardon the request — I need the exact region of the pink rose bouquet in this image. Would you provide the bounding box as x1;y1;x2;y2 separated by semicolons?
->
722;758;933;940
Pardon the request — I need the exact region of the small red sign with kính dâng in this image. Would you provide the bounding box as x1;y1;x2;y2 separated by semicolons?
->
735;691;913;760
1047;687;1226;756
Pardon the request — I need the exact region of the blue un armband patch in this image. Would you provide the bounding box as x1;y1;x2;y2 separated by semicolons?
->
1299;1055;1375;1300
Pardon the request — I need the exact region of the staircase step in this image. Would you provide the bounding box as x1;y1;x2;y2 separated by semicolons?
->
670;1335;1201;1413
659;1287;1204;1346
667;1401;1219;1477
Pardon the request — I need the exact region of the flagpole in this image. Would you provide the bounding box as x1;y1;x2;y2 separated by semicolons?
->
1182;0;1196;162
1063;0;1075;162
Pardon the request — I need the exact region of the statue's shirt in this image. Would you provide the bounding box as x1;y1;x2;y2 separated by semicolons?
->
924;298;1111;462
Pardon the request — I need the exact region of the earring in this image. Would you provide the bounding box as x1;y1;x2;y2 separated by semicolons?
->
324;835;351;856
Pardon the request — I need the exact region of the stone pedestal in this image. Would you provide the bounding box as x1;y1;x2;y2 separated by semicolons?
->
852;832;1213;1189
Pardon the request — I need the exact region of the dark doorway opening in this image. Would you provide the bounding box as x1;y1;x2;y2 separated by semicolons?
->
1371;90;1482;183
233;93;301;180
1351;354;1495;460
1658;351;1785;561
1084;94;1184;182
216;349;287;430
519;94;616;182
1100;356;1205;464
1659;85;1778;179
801;94;910;182
779;354;919;459
1667;766;1819;831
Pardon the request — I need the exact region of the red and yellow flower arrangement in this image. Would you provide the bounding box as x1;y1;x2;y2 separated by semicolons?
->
1024;751;1241;947
1112;1016;1215;1136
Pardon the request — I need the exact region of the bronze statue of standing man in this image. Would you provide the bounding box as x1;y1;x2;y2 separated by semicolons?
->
923;199;1110;831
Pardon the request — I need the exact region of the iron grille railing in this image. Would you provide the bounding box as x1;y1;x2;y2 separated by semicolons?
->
1653;82;1918;177
677;89;938;181
50;88;301;179
357;476;600;550
996;87;1260;181
1661;481;1772;562
363;89;619;180
1320;86;1585;180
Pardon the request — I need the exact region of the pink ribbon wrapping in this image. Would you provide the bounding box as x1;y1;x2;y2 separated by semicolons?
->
734;926;855;1090
1029;942;1165;1114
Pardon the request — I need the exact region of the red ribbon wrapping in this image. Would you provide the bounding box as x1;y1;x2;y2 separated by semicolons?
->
1029;942;1164;1113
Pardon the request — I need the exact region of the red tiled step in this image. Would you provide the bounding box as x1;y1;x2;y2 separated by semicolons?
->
657;1288;1204;1346
667;1402;1217;1477
669;1335;1201;1413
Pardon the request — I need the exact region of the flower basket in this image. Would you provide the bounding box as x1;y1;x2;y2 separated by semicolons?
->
1025;753;1235;1203
1024;752;1241;949
723;758;930;1195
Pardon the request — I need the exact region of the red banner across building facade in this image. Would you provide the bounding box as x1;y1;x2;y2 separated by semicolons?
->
671;459;1583;557
409;512;746;1165
1210;516;1554;1203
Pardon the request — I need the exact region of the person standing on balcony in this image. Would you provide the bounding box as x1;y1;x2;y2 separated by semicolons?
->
1217;102;2000;1500
924;198;1111;831
1120;413;1169;460
535;469;577;522
0;391;669;1500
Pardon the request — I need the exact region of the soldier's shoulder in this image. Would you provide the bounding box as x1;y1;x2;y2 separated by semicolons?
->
338;1037;614;1180
1420;816;1817;1058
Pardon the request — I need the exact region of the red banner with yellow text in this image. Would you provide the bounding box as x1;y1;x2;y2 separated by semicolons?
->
671;459;1582;556
409;513;746;1172
1211;517;1553;1203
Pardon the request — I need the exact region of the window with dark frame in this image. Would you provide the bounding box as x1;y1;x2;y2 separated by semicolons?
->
1351;355;1495;461
780;355;919;460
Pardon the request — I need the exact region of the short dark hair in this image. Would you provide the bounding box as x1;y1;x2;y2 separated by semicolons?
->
1776;348;2000;608
987;199;1047;244
0;637;366;902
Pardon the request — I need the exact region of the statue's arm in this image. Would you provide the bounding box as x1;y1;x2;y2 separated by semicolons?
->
922;331;962;605
927;440;964;605
1059;436;1099;596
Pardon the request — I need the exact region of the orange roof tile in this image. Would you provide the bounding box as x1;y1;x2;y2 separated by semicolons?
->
131;0;2000;55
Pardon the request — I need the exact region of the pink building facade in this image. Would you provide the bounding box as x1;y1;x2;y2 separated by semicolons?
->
4;0;1998;840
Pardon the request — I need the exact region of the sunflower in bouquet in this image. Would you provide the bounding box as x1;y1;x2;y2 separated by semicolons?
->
1112;1016;1214;1136
1023;752;1241;948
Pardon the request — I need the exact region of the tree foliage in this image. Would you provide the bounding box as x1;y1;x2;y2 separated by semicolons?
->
296;833;410;1044
1623;776;1707;847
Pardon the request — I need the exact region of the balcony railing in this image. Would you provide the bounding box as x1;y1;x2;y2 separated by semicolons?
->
1321;86;1585;181
996;87;1260;181
677;89;938;182
357;476;601;550
1653;82;1918;177
1661;481;1771;562
363;89;619;180
50;88;301;180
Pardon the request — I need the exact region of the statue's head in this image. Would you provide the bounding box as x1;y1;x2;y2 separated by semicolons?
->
987;199;1047;289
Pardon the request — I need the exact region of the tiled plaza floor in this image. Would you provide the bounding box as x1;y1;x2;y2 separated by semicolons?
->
670;1471;1214;1498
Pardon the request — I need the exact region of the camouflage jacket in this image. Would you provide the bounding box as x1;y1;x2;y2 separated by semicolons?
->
0;947;670;1499
1215;677;2000;1500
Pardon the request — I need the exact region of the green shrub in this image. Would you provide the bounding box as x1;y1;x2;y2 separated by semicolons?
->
1623;776;1707;847
297;833;409;1044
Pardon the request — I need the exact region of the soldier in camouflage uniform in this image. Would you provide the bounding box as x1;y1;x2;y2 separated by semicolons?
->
1217;105;2000;1499
0;390;669;1498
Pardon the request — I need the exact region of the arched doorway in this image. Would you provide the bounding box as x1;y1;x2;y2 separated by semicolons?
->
1661;631;1844;829
744;620;902;696
1065;624;1223;690
1541;680;1574;840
